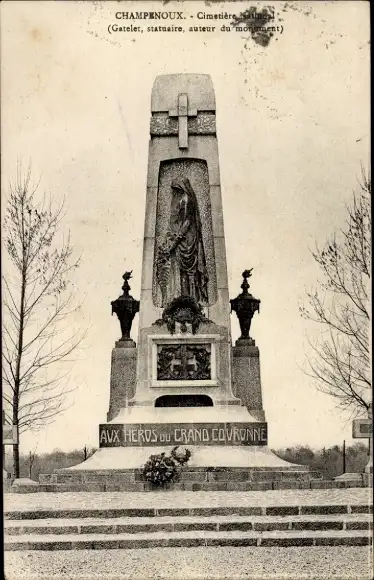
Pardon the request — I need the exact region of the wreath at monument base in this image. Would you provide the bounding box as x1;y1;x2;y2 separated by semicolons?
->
142;446;191;487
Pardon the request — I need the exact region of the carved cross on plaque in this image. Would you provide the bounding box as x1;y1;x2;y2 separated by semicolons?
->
157;344;211;380
175;344;192;379
169;93;197;149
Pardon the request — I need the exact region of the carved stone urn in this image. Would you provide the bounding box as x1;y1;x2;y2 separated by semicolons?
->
230;269;260;342
111;271;139;346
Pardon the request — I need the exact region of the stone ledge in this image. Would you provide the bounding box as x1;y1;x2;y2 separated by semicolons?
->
6;504;372;522
5;517;371;537
292;521;343;531
272;481;309;490
5;531;372;551
104;483;144;492
266;506;299;516
42;466;323;487
351;504;373;514
314;536;371;546
301;505;348;515
310;479;336;489
346;520;372;530
11;485;41;494
19;477;371;494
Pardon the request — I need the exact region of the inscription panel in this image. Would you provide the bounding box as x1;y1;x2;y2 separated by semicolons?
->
99;422;268;447
3;425;18;445
352;419;372;438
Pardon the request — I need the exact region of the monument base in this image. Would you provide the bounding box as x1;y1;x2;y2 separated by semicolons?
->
38;444;321;491
38;448;322;491
57;445;315;472
39;406;320;489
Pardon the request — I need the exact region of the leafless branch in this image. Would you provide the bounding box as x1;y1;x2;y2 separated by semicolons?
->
2;164;85;477
301;168;371;416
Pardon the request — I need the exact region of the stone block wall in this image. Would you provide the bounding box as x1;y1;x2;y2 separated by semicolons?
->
107;345;137;421
232;339;264;416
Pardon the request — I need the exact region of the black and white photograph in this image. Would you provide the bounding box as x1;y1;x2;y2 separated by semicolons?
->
1;1;371;579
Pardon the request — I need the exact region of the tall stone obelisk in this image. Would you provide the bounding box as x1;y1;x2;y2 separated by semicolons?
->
131;74;239;411
58;74;314;480
97;74;275;466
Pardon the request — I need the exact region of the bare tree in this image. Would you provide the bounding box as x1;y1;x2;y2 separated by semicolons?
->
301;167;371;417
2;165;85;478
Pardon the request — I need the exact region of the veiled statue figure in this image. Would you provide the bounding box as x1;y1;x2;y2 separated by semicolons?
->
156;177;209;307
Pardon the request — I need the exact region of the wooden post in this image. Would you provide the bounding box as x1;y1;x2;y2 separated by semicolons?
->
342;439;346;474
352;404;372;485
2;411;6;474
366;404;372;481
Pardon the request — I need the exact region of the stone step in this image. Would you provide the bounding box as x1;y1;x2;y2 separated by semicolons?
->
5;502;372;520
4;529;372;550
4;514;372;536
25;477;363;494
39;467;321;485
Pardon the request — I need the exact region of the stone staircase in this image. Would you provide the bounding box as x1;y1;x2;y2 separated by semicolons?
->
30;464;356;494
5;503;372;550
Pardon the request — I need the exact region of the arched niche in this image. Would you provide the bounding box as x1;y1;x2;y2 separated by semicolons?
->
152;158;217;307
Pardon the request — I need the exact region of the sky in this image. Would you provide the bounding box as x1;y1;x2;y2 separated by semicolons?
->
1;1;370;455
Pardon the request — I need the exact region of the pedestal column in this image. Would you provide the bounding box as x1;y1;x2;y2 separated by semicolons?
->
107;340;137;422
232;338;265;422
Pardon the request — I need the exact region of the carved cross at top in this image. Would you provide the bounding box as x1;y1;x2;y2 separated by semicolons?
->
169;93;197;149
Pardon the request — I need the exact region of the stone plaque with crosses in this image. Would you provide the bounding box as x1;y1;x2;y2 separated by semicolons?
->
157;343;211;381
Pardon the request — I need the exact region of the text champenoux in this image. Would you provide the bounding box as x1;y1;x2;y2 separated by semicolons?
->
115;12;184;20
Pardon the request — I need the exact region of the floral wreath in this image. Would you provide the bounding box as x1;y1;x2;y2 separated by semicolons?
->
142;446;191;487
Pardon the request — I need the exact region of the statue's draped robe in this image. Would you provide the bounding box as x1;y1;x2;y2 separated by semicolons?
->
162;178;209;306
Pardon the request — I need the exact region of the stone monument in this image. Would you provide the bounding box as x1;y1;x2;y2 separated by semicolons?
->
46;74;317;488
